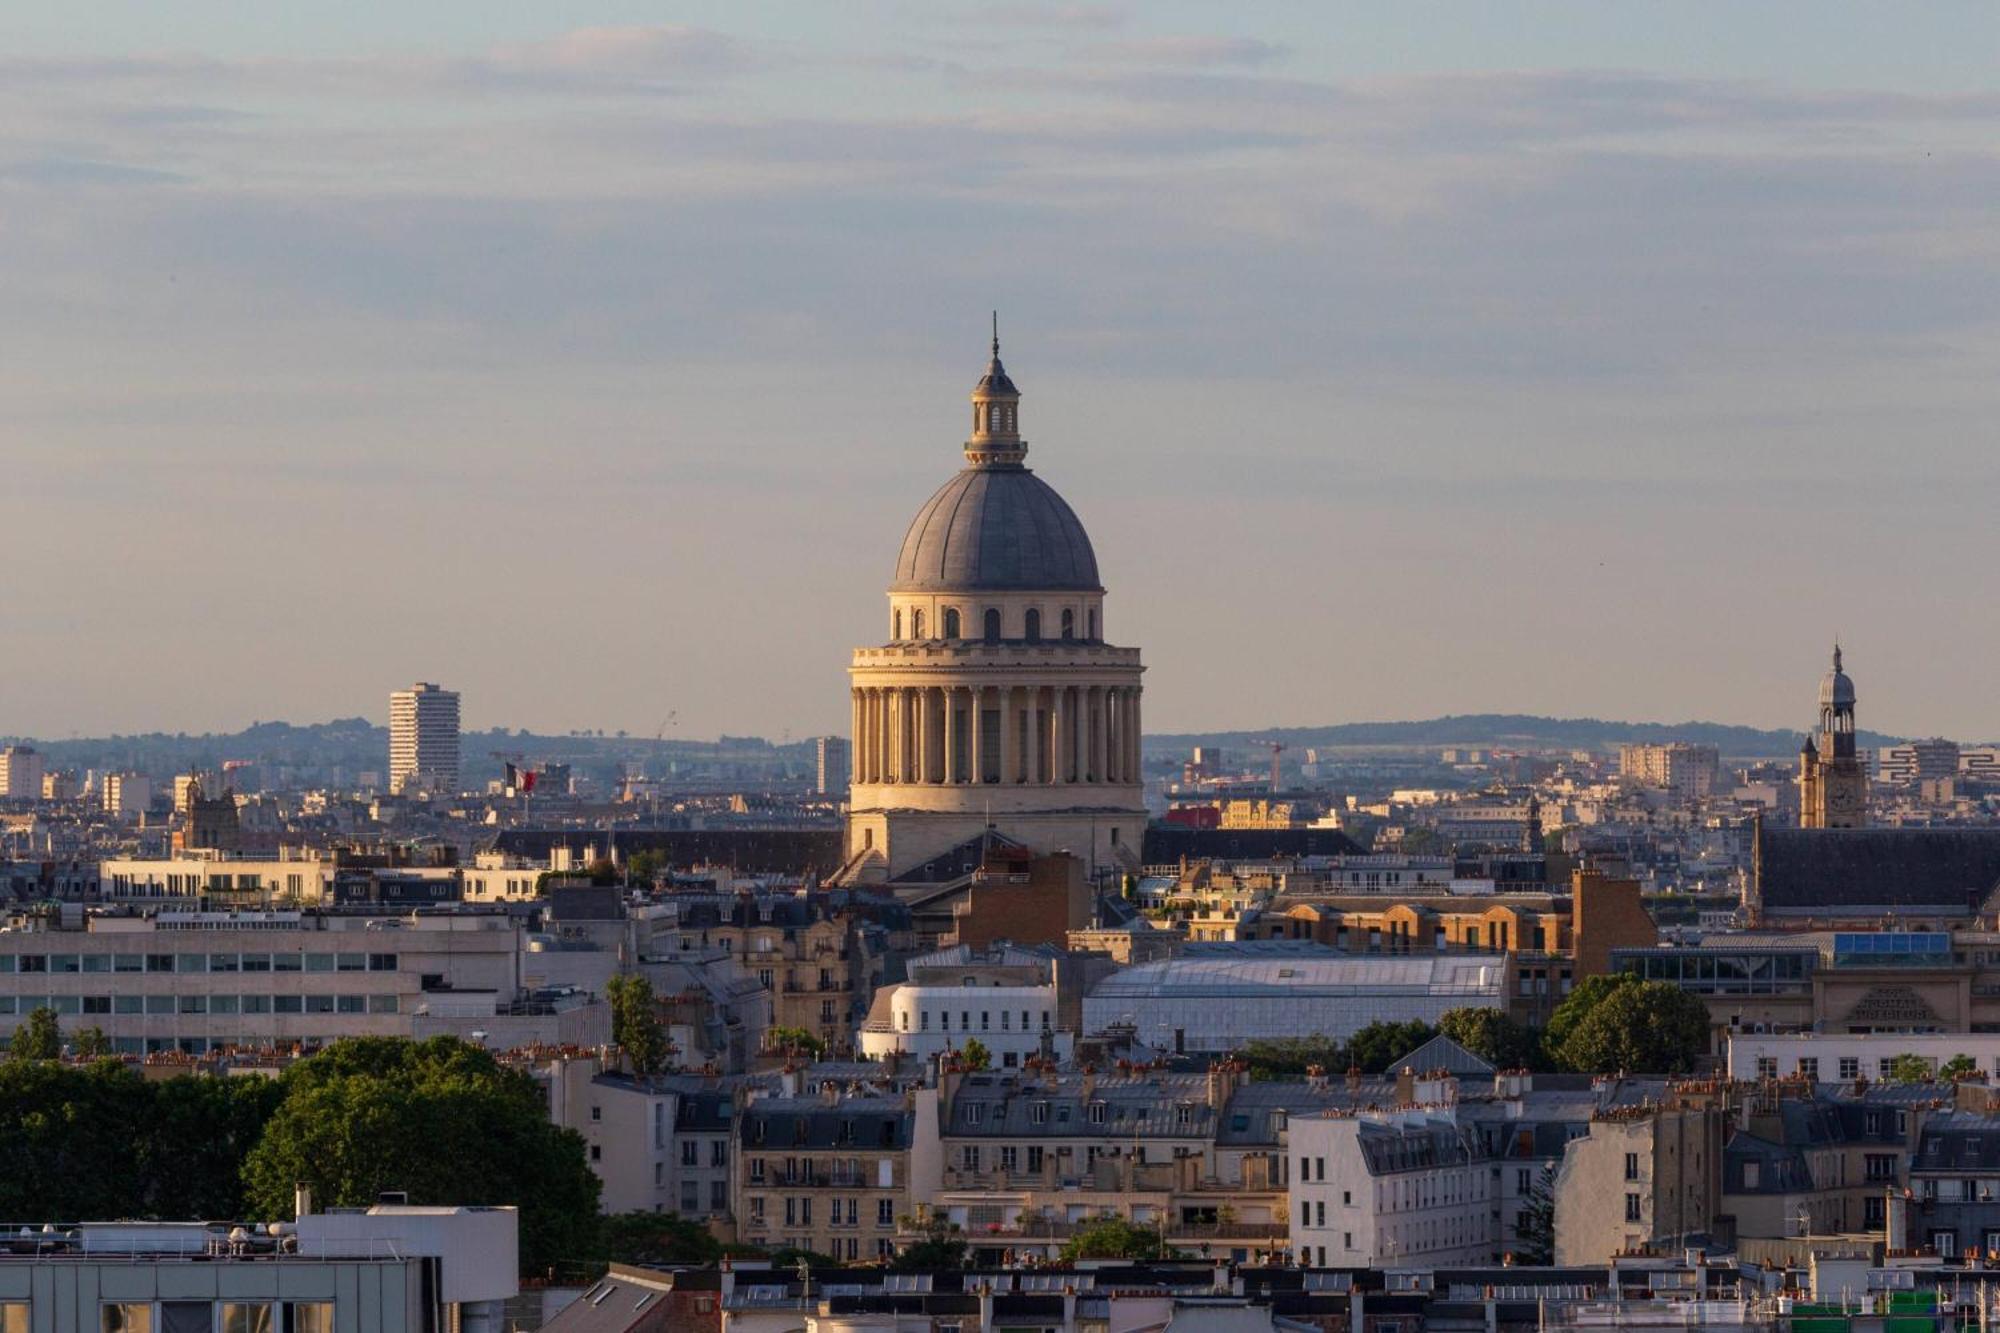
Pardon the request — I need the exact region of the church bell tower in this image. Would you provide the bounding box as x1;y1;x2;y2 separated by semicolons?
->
1800;644;1867;828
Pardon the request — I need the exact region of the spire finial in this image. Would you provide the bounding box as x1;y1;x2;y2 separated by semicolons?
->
1833;639;1842;673
991;310;999;358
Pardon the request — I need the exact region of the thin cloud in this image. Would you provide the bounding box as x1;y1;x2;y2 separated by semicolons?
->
1097;35;1288;68
485;25;761;82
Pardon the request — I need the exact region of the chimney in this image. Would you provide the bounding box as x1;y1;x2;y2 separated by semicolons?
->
1062;1284;1077;1328
780;1066;799;1098
1081;1064;1097;1103
293;1184;313;1219
977;1280;994;1333
1306;1064;1329;1094
1347;1065;1363;1095
1394;1066;1416;1107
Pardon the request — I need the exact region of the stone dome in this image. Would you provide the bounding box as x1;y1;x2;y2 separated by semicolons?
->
892;465;1101;593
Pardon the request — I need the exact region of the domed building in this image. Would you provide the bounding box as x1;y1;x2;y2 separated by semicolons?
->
842;333;1147;882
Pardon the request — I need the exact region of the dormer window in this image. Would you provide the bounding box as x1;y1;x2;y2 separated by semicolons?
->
1088;1101;1107;1124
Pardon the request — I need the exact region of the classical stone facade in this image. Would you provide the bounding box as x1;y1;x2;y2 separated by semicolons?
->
844;335;1147;881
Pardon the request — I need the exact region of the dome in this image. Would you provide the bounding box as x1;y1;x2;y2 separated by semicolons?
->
1818;645;1855;707
892;466;1101;592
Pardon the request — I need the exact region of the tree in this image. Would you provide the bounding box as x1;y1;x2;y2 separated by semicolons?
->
1553;980;1710;1075
1512;1163;1558;1265
957;1039;992;1072
138;1073;286;1218
1886;1054;1939;1083
1940;1054;1977;1081
598;1211;721;1267
241;1037;601;1278
606;975;672;1076
1060;1216;1176;1261
1346;1020;1439;1075
767;1246;839;1269
1439;1007;1543;1071
1238;1035;1345;1082
72;1027;114;1059
891;1217;968;1271
1543;974;1636;1056
766;1026;825;1058
9;1007;61;1061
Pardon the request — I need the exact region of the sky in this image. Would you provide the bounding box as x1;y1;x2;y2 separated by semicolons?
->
3;2;1997;743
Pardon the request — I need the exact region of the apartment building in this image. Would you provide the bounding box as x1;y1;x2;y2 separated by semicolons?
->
653;895;876;1052
0;746;45;801
734;1091;937;1263
542;1055;741;1219
1552;1096;1726;1265
1290;1099;1496;1269
1619;743;1721;801
921;1065;1297;1262
389;681;461;796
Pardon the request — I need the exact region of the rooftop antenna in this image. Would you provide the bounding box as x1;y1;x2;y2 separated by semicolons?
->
991;310;1000;357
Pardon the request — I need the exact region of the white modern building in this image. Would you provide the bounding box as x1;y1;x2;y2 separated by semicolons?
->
0;908;609;1055
1081;946;1505;1055
1727;1032;2000;1083
858;979;1070;1066
390;681;461;796
1289;1099;1497;1268
0;1204;516;1333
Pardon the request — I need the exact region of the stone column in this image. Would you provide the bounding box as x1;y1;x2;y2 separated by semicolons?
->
1073;687;1087;784
1096;688;1112;784
998;686;1014;784
1127;690;1141;783
1023;688;1040;785
915;686;930;784
942;687;959;784
1051;687;1067;786
969;687;985;784
850;689;861;785
1105;687;1120;785
861;689;874;784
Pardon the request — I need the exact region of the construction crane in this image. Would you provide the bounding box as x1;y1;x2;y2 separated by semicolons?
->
1249;739;1286;793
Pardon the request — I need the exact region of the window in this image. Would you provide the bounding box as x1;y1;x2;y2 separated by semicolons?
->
984;609;1001;642
878;1198;894;1226
1840;1057;1861;1081
712;1140;729;1167
1756;1057;1778;1079
1867;1154;1897;1182
1798;1057;1819;1080
103;1306;151;1333
682;1140;698;1166
1624;1152;1640;1181
221;1304;275;1333
1088;1101;1106;1124
944;608;961;639
286;1304;334;1333
1024;609;1041;642
1625;1193;1642;1222
1060;609;1075;640
893;609;902;639
0;1306;25;1333
912;610;924;639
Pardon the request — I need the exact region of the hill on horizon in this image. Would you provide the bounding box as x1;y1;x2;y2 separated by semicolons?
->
2;711;1920;774
1147;713;1908;758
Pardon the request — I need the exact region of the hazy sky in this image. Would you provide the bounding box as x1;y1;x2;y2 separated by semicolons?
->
5;3;1997;743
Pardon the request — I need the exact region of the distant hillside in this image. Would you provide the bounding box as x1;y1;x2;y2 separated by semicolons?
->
2;719;815;785
1146;714;1906;759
